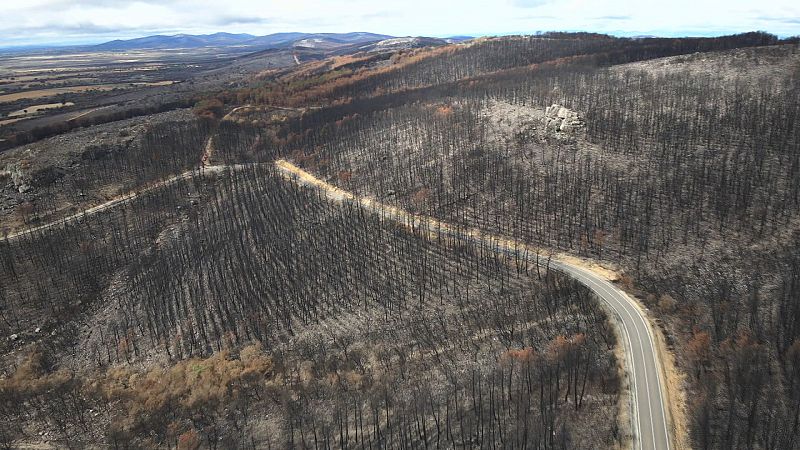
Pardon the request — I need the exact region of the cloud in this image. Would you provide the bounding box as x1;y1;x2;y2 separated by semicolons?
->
359;11;398;20
210;15;273;27
595;15;631;21
0;22;168;44
756;16;800;24
50;0;162;5
0;0;799;47
510;0;553;8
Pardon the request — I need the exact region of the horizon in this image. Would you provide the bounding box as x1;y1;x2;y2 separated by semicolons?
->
1;0;798;49
0;2;798;449
0;29;795;52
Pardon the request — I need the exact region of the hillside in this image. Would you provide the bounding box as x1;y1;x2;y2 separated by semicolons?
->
0;31;798;449
0;161;622;448
210;31;799;449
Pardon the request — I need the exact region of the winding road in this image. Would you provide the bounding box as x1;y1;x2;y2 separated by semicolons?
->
275;159;673;450
551;261;671;450
1;154;674;450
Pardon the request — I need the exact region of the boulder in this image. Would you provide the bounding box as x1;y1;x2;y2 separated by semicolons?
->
7;164;32;193
543;104;583;136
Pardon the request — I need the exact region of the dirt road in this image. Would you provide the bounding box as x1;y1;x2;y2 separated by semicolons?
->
275;159;673;450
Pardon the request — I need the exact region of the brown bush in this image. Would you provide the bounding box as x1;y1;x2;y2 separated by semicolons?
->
338;170;353;184
434;105;454;117
193;99;224;120
658;294;677;312
412;187;430;207
177;429;201;450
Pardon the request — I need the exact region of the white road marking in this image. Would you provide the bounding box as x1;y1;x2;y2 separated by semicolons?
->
1;158;674;450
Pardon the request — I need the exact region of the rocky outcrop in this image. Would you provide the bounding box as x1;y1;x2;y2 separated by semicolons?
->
5;163;32;194
544;104;584;135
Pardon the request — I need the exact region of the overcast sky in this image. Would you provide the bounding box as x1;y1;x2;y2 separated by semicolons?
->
1;0;798;47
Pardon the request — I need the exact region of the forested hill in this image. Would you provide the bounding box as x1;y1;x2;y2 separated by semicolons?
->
0;30;798;449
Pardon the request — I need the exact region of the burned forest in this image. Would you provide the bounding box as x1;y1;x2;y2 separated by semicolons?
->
0;29;799;450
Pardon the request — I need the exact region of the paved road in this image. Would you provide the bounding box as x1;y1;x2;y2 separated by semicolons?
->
3;156;673;450
549;261;671;450
276;159;673;450
432;234;671;450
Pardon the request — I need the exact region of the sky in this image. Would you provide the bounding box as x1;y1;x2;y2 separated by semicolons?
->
0;0;798;47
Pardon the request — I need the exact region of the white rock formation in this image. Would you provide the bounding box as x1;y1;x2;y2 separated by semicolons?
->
544;104;583;135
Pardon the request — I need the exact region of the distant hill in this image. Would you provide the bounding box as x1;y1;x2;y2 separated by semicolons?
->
90;32;394;51
445;36;475;42
92;32;256;50
359;37;453;52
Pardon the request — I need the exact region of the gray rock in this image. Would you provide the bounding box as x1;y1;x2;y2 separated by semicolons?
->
543;104;583;137
546;118;562;132
6;162;32;194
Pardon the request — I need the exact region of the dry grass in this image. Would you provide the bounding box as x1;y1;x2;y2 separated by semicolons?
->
0;74;94;83
0;81;176;103
651;315;691;450
0;117;27;127
66;104;114;121
8;102;74;117
556;254;622;281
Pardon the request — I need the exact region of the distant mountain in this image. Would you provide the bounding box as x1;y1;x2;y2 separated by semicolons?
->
90;32;394;51
93;32;257;50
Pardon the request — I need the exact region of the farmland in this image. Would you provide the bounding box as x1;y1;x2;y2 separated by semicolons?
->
0;45;298;149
